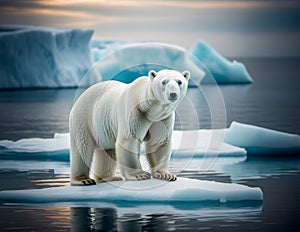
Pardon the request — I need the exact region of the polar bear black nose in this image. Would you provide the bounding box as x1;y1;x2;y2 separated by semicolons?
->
170;92;177;99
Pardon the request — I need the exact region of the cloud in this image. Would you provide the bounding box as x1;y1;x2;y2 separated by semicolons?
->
0;0;299;56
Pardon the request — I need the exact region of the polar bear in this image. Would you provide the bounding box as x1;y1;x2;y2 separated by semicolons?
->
69;69;190;185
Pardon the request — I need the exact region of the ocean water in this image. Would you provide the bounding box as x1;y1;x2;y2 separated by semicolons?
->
0;58;299;231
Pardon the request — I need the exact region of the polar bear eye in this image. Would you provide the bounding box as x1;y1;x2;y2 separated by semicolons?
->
177;80;182;85
162;79;169;85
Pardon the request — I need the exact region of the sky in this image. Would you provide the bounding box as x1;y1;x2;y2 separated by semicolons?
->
0;0;299;57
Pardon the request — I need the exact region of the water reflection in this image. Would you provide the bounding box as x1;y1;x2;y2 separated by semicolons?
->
222;157;300;182
70;204;262;232
172;156;300;183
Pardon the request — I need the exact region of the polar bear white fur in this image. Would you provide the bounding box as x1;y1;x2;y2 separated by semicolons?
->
69;69;190;185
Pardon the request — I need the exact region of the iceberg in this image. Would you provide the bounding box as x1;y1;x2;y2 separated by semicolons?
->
91;40;133;62
189;41;253;84
0;177;263;205
225;122;300;155
0;130;246;161
0;25;253;89
90;40;254;85
85;43;207;87
0;25;93;89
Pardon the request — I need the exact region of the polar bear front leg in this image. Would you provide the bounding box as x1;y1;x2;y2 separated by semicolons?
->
116;137;151;181
146;143;177;181
92;148;123;183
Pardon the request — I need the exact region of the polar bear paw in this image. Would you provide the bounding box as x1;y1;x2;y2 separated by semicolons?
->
96;176;124;183
153;171;177;181
71;178;96;186
135;171;151;181
124;171;151;181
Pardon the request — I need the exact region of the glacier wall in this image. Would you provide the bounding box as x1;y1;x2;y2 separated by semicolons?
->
0;25;93;89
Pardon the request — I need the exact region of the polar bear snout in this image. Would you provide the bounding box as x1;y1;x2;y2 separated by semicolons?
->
165;81;180;102
168;92;178;101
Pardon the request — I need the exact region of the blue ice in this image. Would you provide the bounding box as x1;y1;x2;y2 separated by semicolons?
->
85;42;206;87
189;41;253;84
0;25;93;89
0;25;255;89
225;121;300;155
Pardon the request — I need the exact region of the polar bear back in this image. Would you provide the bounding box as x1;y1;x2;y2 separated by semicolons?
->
70;81;123;148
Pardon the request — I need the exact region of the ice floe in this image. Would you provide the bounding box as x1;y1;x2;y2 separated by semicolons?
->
225;121;300;155
0;122;299;161
0;177;263;205
0;130;245;161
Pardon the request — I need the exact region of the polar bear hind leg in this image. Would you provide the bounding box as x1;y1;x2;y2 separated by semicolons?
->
70;129;96;186
92;148;123;183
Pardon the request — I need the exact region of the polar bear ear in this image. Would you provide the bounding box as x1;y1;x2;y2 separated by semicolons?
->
148;70;157;80
182;71;190;80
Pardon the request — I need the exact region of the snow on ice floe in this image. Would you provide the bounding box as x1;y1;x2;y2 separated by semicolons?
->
0;177;263;205
0;25;93;89
189;41;253;84
225;122;300;155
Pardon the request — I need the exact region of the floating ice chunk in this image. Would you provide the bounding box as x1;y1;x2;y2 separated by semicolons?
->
1;122;299;159
189;41;253;84
225;122;300;155
0;133;69;161
0;25;93;89
0;130;246;161
0;160;70;174
0;177;263;205
85;43;206;87
171;130;246;158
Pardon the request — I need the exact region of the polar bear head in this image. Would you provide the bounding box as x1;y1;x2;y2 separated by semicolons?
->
148;69;190;104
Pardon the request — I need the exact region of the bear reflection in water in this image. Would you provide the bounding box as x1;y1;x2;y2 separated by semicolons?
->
70;207;176;232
